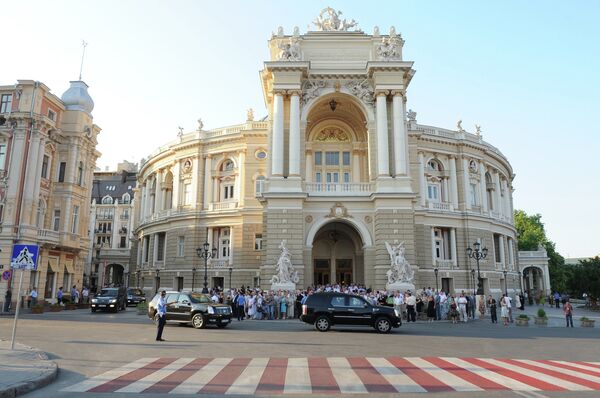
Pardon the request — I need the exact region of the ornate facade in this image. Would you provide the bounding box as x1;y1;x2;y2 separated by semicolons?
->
132;11;531;296
0;79;100;305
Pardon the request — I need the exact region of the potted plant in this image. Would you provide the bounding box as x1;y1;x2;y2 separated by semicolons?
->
535;308;548;325
516;314;530;326
136;301;148;315
30;304;44;314
580;317;596;328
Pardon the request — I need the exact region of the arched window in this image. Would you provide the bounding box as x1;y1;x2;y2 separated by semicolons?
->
222;160;234;172
122;192;131;204
255;176;266;196
102;195;113;204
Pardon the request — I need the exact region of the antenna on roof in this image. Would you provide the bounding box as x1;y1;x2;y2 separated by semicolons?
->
79;40;88;81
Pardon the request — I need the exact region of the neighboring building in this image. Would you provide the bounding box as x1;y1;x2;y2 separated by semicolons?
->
518;248;551;298
86;161;137;293
132;10;527;295
0;79;100;306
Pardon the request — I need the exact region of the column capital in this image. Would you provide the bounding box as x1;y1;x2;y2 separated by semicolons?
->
390;90;405;97
272;89;286;96
375;89;390;97
288;90;302;97
447;154;456;160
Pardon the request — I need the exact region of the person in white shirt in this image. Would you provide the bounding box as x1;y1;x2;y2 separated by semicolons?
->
505;294;513;323
30;288;38;307
405;292;417;322
457;293;468;322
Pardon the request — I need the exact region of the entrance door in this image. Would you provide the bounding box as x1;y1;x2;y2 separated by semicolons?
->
212;277;224;291
314;260;330;285
176;277;184;291
441;278;452;294
336;259;353;285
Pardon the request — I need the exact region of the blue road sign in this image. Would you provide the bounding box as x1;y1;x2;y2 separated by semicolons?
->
11;245;39;270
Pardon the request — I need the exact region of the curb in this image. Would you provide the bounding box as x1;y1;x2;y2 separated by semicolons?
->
0;348;58;398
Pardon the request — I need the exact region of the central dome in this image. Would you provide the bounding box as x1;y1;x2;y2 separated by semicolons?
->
61;81;94;114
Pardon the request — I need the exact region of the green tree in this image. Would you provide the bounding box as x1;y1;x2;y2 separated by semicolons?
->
514;209;568;293
567;257;600;302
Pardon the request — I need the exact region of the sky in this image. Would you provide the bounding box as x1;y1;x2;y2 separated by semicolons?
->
3;1;599;258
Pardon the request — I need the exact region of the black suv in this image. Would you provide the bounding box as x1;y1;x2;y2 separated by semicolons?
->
300;292;401;333
91;287;127;312
147;291;232;329
126;288;146;306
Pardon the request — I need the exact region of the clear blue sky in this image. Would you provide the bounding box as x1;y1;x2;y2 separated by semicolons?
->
4;1;599;258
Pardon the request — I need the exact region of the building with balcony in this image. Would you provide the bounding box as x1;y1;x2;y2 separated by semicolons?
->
86;161;137;293
132;11;529;295
0;79;100;304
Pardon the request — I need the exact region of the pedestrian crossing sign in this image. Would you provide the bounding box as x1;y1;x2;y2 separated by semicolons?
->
11;245;39;270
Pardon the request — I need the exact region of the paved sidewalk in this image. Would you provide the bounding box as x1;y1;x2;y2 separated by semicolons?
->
0;340;58;398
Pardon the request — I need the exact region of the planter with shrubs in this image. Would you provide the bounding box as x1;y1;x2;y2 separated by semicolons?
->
30;304;44;314
534;308;548;325
580;317;596;328
516;314;530;326
136;301;148;315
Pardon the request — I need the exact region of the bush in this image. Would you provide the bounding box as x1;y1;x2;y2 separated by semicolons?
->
580;317;590;321
518;314;529;319
136;301;148;310
537;308;547;318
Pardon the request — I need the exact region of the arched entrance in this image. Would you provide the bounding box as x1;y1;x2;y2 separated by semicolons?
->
522;266;547;304
105;263;124;287
311;221;364;286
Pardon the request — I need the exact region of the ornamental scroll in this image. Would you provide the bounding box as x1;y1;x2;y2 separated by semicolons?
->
315;127;350;142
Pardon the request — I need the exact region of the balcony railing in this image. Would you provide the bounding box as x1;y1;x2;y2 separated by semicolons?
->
209;202;238;211
210;259;229;268
435;259;455;269
427;201;454;211
305;182;373;196
38;229;60;244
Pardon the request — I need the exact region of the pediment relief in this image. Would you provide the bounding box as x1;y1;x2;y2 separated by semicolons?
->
315;127;350;142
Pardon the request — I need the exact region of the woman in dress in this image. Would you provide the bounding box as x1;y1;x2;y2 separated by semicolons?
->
500;294;509;326
280;291;287;320
426;295;436;322
514;293;522;312
449;295;459;324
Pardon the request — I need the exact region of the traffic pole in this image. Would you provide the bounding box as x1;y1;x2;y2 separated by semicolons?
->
10;269;24;350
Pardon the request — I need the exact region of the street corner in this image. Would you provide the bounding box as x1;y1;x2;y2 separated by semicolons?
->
0;340;58;398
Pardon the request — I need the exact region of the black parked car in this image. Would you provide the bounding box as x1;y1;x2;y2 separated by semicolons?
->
91;287;127;312
300;292;401;333
147;291;232;329
127;288;146;306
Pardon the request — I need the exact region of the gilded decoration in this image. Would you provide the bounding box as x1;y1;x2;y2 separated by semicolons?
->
326;202;351;219
315;127;349;142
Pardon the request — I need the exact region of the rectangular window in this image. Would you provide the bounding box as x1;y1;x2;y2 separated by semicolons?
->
325;151;339;165
0;94;12;113
48;109;56;121
314;151;322;166
223;185;234;200
494;234;501;262
342;151;350;166
119;236;127;248
177;236;185;257
469;183;478;206
53;210;60;232
156;233;166;261
77;161;83;185
143;236;150;262
0;144;6;170
254;233;263;250
184;183;191;205
71;205;79;234
343;172;350;183
326;172;339;183
41;155;49;178
428;184;439;201
58;162;66;182
315;172;321;183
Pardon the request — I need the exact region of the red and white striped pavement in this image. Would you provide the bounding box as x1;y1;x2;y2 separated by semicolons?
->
62;356;600;394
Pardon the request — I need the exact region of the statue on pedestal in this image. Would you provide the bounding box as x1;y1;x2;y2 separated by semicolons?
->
385;241;415;292
271;240;299;290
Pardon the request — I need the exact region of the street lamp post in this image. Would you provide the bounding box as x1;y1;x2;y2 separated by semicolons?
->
470;269;476;296
191;267;196;292
466;241;488;296
155;268;160;294
503;268;508;295
228;266;233;291
433;268;439;291
135;270;140;287
196;242;217;294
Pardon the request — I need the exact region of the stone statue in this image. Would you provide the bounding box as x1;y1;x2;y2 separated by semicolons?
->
271;240;299;284
407;109;417;122
345;79;374;106
373;26;380;36
277;36;301;61
177;126;184;138
475;124;482;136
277;26;284;36
247;108;254;121
293;26;300;36
312;7;358;31
197;118;204;131
456;119;464;132
376;35;403;61
301;79;326;105
385;241;414;284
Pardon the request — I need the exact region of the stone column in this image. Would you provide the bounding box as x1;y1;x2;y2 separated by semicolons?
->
392;91;407;176
449;156;459;208
203;156;212;210
145;177;153;217
191;157;199;207
171;162;180;209
418;152;426;206
7;131;25;199
305;151;313;183
155;170;163;212
462;157;471;210
431;227;436;266
499;235;506;269
493;170;501;215
479;162;487;212
352;150;360;183
375;91;390;176
450;228;457;268
212;175;219;203
271;91;285;177
139;184;146;221
502;179;510;219
238;151;245;207
288;91;300;177
207;228;214;248
508;238;515;269
24;133;40;206
442;178;449;203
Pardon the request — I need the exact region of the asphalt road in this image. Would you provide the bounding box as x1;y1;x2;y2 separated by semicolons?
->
1;307;599;398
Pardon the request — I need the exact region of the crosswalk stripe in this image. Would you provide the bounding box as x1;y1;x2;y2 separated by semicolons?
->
284;357;312;394
115;358;194;393
579;361;600;369
453;358;539;391
61;357;159;392
328;357;368;393
62;356;600;394
406;357;482;392
169;358;232;394
226;357;269;395
366;357;427;393
493;359;592;391
512;359;600;390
